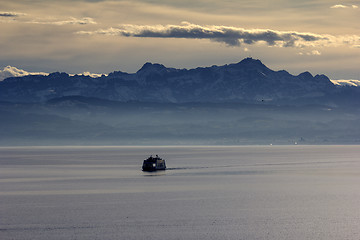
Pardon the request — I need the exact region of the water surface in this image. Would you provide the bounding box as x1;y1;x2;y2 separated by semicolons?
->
1;145;360;239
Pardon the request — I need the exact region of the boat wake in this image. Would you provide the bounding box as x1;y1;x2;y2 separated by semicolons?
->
166;165;235;171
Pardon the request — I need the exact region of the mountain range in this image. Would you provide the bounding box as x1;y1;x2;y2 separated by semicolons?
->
1;58;359;145
1;58;359;106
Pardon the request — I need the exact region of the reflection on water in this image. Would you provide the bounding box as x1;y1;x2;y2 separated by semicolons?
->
1;145;360;240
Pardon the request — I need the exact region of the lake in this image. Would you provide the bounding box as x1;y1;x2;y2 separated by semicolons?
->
1;145;360;240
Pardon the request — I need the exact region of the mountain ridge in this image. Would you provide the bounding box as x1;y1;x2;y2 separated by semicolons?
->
0;58;358;106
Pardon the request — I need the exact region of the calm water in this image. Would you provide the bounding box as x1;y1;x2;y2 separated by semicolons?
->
1;145;360;240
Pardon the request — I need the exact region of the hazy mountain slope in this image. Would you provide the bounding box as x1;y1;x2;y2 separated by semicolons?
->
1;98;359;145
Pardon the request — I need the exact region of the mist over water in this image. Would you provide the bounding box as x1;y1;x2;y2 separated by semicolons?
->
1;145;360;239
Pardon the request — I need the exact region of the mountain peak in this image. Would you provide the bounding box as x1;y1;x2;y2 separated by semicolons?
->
230;57;271;74
298;71;313;80
239;57;262;64
48;72;69;78
137;62;167;73
235;58;268;69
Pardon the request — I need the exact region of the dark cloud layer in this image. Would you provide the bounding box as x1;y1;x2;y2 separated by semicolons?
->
78;22;331;47
0;12;24;17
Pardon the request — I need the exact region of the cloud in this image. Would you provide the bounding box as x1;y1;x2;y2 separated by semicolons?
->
298;50;322;56
77;22;327;47
0;66;48;81
77;22;360;48
0;12;26;17
309;50;321;55
28;17;97;25
331;79;360;87
0;11;96;25
331;4;348;8
330;4;359;9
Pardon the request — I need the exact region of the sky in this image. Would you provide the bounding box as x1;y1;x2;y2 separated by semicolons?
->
0;0;359;80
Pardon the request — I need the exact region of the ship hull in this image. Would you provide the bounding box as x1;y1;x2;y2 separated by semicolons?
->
142;156;166;171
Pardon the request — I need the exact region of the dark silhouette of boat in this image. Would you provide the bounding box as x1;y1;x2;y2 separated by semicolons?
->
142;155;166;171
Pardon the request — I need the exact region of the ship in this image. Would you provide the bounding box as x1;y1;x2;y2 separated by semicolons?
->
142;155;166;171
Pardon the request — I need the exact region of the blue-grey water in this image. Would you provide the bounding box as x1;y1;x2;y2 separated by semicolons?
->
1;145;360;240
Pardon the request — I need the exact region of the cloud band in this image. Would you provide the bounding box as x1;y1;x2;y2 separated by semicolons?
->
28;17;97;25
0;12;26;17
330;4;359;9
77;22;358;48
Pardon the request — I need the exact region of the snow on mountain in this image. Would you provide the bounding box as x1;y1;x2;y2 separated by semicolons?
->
331;79;360;87
0;66;106;81
76;72;106;78
0;66;48;81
